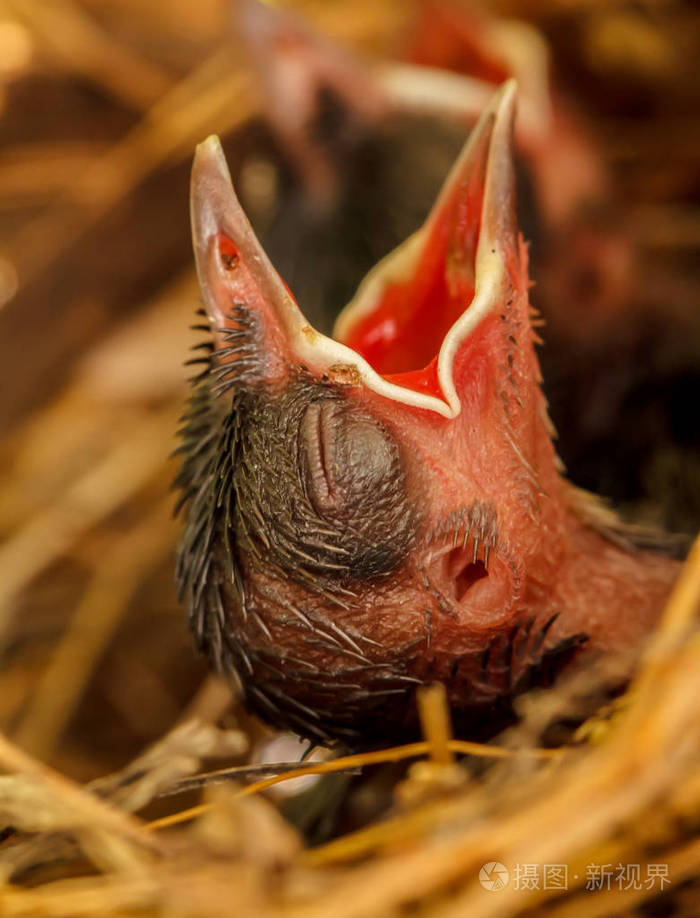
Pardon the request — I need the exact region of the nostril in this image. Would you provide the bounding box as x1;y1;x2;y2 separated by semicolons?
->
218;233;239;270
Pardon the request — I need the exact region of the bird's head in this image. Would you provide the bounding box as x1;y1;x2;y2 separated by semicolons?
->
178;82;585;745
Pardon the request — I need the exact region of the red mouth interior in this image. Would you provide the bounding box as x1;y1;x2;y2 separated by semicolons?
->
341;170;484;397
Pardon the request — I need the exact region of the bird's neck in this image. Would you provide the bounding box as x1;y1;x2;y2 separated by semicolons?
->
547;507;679;657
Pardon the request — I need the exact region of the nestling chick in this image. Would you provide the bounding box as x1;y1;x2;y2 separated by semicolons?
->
175;83;679;746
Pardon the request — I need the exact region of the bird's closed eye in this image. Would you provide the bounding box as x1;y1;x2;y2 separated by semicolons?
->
299;397;401;520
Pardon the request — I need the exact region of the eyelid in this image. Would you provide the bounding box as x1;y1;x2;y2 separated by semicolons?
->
300;400;340;512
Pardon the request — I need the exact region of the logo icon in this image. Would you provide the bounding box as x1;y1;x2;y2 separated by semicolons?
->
479;862;510;891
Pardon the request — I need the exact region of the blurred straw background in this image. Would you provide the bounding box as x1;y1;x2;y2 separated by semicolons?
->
0;0;698;915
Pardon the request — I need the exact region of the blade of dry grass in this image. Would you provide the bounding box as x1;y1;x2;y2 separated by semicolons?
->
5;47;248;284
7;0;171;110
147;738;560;833
0;403;179;645
0;143;111;204
542;837;700;918
417;682;454;767
0;733;164;856
13;496;178;760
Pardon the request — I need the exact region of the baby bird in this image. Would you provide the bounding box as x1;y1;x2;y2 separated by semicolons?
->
175;83;679;746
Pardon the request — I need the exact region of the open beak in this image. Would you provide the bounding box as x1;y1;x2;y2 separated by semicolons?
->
191;79;519;419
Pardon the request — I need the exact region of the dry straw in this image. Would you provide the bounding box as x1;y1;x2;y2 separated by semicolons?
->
0;1;697;915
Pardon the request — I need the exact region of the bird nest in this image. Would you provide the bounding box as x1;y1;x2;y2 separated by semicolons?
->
0;1;698;915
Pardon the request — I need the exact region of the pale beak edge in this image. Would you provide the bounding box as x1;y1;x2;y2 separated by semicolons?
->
191;80;519;419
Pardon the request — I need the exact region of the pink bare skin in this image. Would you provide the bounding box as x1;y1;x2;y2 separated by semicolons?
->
176;82;679;746
231;0;385;205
